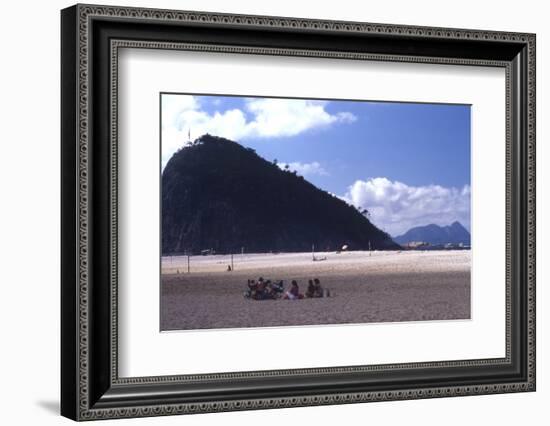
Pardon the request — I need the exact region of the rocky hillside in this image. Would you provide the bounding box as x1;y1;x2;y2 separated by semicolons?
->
162;134;398;254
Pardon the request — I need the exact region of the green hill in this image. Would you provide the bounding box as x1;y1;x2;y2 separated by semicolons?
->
162;134;398;254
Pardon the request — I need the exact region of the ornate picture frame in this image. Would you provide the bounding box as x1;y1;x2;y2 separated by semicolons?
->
61;4;535;421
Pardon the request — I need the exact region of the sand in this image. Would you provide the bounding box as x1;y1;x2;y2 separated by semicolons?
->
160;250;470;331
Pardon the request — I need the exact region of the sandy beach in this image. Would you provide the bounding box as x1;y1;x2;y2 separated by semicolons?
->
160;250;470;331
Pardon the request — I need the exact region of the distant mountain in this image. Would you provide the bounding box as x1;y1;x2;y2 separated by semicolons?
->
162;134;399;254
393;222;470;246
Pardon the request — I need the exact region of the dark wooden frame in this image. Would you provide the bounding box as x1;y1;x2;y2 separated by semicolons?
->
61;3;536;421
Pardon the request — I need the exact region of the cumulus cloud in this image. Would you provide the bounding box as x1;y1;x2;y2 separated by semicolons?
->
341;177;471;236
278;161;329;176
243;98;356;138
161;95;356;168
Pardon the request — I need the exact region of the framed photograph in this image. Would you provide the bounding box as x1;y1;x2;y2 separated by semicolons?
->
61;4;536;421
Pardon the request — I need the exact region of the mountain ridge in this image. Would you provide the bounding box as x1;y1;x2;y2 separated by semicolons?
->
393;221;470;246
162;134;399;254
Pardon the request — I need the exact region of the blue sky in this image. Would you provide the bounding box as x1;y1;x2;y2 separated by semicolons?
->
161;94;471;236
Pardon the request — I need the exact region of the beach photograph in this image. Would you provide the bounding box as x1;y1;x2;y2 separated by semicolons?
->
160;94;471;331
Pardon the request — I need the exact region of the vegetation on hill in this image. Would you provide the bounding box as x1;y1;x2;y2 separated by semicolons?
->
162;134;398;255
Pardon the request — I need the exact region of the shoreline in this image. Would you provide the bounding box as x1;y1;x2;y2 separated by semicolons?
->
161;250;471;331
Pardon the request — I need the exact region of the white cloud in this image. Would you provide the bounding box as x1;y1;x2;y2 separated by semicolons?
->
278;161;328;177
243;98;356;138
341;177;470;236
161;95;356;168
161;94;199;129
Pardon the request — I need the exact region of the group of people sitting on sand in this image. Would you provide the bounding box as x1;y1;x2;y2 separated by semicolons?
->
244;277;327;300
244;278;285;300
